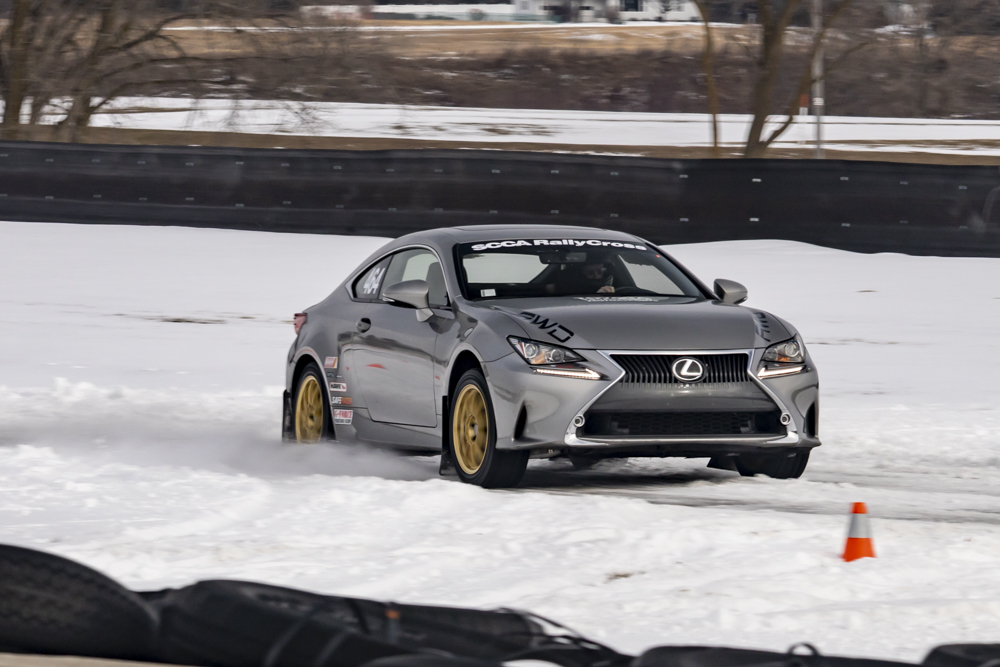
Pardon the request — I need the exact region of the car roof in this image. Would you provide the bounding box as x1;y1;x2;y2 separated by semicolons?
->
396;225;647;247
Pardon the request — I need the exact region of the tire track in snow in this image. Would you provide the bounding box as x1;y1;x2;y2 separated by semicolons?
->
514;462;1000;526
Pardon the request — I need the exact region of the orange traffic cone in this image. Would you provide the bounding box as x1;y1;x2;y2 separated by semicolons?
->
842;502;876;562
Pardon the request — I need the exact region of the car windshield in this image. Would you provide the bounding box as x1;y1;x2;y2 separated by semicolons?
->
457;238;705;300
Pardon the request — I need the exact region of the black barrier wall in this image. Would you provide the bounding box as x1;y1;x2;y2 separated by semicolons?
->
1;140;999;256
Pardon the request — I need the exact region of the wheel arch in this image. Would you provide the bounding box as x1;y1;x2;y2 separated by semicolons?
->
445;349;528;488
291;349;324;394
289;349;336;441
447;350;484;399
442;349;486;455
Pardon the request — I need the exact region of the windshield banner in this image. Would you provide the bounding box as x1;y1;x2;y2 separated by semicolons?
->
469;239;651;252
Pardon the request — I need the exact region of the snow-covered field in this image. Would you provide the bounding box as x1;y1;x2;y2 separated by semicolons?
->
3;221;1000;661
85;97;1000;157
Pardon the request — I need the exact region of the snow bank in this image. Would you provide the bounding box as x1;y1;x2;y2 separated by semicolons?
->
2;221;1000;660
78;97;1000;156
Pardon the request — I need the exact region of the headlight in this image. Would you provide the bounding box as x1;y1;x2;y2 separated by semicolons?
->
762;339;804;364
508;337;601;380
759;338;806;379
509;337;583;365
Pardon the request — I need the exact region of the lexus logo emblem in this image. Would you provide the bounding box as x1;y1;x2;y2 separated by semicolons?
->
671;357;705;383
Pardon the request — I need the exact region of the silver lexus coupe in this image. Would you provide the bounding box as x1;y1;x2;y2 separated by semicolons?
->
283;225;820;488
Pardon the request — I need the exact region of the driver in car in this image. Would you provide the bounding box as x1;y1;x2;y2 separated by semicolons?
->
582;261;615;294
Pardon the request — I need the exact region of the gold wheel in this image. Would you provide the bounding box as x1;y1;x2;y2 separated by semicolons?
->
295;374;325;443
452;383;490;475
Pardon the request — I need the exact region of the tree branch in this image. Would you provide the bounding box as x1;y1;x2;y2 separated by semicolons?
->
760;0;857;150
692;0;721;157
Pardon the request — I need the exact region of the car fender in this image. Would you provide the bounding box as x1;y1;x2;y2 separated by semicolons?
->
444;342;522;449
440;306;530;437
287;345;324;393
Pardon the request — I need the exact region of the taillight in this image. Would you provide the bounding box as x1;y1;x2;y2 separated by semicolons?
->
294;313;307;334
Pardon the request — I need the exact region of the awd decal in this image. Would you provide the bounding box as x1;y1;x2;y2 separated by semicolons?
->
333;409;353;425
329;382;347;393
519;311;574;343
331;396;353;406
324;356;338;369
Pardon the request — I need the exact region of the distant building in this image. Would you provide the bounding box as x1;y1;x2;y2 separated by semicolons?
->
881;0;929;27
514;0;698;21
303;0;699;22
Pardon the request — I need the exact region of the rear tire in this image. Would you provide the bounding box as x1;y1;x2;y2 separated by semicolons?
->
449;369;528;489
735;448;810;479
293;362;334;443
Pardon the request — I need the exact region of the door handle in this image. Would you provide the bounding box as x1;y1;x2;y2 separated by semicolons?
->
357;317;371;332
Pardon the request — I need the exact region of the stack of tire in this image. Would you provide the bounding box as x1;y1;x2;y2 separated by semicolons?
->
2;545;998;667
0;545;626;667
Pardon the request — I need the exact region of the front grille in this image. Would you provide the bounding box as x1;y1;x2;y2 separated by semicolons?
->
611;354;749;385
581;411;784;437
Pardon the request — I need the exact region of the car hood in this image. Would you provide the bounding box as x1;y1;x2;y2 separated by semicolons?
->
488;296;788;351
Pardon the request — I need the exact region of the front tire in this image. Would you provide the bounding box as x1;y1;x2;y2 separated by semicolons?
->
293;362;333;443
449;369;528;488
735;448;810;479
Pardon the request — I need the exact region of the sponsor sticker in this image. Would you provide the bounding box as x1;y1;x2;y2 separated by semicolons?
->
481;288;496;298
334;409;353;425
470;239;650;252
324;356;338;369
329;382;347;393
330;396;353;406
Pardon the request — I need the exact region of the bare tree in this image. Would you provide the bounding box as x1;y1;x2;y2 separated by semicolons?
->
0;0;302;140
740;0;857;158
1;0;204;138
878;0;1000;120
691;0;722;157
0;0;35;130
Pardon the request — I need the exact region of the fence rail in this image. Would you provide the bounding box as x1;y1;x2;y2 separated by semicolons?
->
1;140;999;256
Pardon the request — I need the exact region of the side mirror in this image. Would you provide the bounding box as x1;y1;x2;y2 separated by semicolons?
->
383;280;434;322
713;279;748;305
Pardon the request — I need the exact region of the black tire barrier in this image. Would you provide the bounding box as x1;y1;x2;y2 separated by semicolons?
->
152;580;412;667
0;544;978;667
1;140;1000;257
0;544;158;660
149;579;552;667
633;646;786;667
356;658;498;667
634;646;912;667
922;645;1000;667
0;544;630;667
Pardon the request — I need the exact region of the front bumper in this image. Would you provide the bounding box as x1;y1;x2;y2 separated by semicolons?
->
484;348;820;456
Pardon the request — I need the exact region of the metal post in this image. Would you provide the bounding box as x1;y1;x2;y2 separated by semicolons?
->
812;0;824;159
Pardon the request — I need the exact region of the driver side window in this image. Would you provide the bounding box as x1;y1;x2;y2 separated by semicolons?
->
380;248;450;308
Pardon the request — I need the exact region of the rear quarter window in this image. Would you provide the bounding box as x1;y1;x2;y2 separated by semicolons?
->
352;257;391;301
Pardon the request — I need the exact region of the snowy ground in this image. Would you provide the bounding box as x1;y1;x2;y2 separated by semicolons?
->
3;221;1000;661
78;97;1000;157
